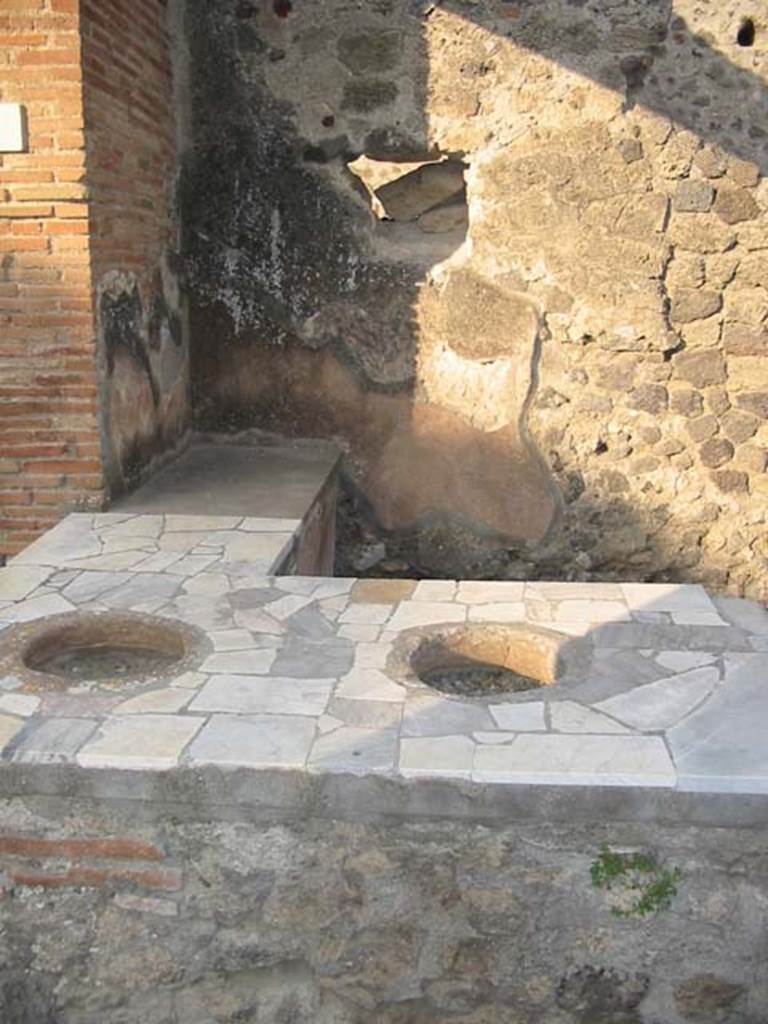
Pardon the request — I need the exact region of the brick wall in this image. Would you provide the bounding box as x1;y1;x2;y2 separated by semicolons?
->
0;0;103;561
0;0;186;561
81;0;189;498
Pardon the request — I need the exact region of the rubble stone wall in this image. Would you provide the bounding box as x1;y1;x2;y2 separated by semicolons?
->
1;798;766;1023
182;0;768;597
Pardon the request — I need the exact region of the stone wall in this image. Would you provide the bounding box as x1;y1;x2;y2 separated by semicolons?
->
1;798;766;1023
181;0;768;598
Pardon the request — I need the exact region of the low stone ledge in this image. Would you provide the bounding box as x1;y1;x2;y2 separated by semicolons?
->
2;763;768;830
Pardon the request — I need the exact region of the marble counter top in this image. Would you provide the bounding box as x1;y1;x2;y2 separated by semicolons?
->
1;512;768;824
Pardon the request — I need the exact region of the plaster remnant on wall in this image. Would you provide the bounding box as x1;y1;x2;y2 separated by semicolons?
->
182;0;768;595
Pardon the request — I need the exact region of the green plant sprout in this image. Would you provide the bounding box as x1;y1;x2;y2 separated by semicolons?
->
590;846;682;918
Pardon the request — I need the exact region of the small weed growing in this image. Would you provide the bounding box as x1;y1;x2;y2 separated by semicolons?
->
590;846;682;918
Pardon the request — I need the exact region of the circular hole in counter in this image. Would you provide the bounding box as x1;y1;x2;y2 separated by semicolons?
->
3;611;208;691
408;624;564;698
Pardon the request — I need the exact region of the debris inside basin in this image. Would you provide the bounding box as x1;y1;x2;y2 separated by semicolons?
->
420;662;543;696
29;644;181;682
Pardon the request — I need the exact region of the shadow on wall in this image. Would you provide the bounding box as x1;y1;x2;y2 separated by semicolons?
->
180;0;768;585
96;267;190;497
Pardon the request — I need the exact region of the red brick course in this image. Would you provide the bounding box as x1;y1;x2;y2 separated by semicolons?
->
0;833;181;892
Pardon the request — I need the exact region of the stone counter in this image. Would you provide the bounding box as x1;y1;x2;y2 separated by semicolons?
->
2;512;768;1022
1;513;768;825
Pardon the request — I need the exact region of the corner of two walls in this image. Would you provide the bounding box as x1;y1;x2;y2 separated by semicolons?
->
179;1;768;598
81;0;191;501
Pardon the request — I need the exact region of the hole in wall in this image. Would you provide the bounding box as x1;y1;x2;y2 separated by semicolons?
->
347;154;469;235
737;17;756;46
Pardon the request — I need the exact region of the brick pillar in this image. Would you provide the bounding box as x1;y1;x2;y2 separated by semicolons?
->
0;0;186;561
0;0;103;561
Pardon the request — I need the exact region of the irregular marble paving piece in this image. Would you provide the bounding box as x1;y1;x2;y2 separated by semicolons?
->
209;629;257;651
224;533;293;565
308;726;398;775
620;583;718;615
189;676;332;716
458;581;525;604
11;515;101;565
554;600;631;624
11;718;97;764
412;580;457;602
98;514;164;538
400;735;475;780
0;714;24;752
338;625;382;642
489;703;546;731
67;552;150;573
352;643;392;670
335;669;407;703
401;695;493;737
132;551;185;574
158;532;211;554
187;714;316;769
473;734;675;787
549;701;629;735
8;593;75;623
164;515;243;533
113;688;193;715
473;732;518;745
201;649;277;675
388;601;466;631
240;517;301;533
171;672;209;690
77;714;204;770
0;694;40;718
339;603;393;626
263;594;316;621
0;566;53;602
595;666;720;731
655;651;717;673
468;603;526;623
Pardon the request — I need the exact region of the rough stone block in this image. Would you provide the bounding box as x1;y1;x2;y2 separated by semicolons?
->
714;188;760;224
670;389;704;417
673;180;715;212
337;31;401;74
686;415;719;442
723;323;768;355
673;350;727;387
628;384;667;414
735;392;768;419
710;469;749;494
670;289;722;324
699;437;734;468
